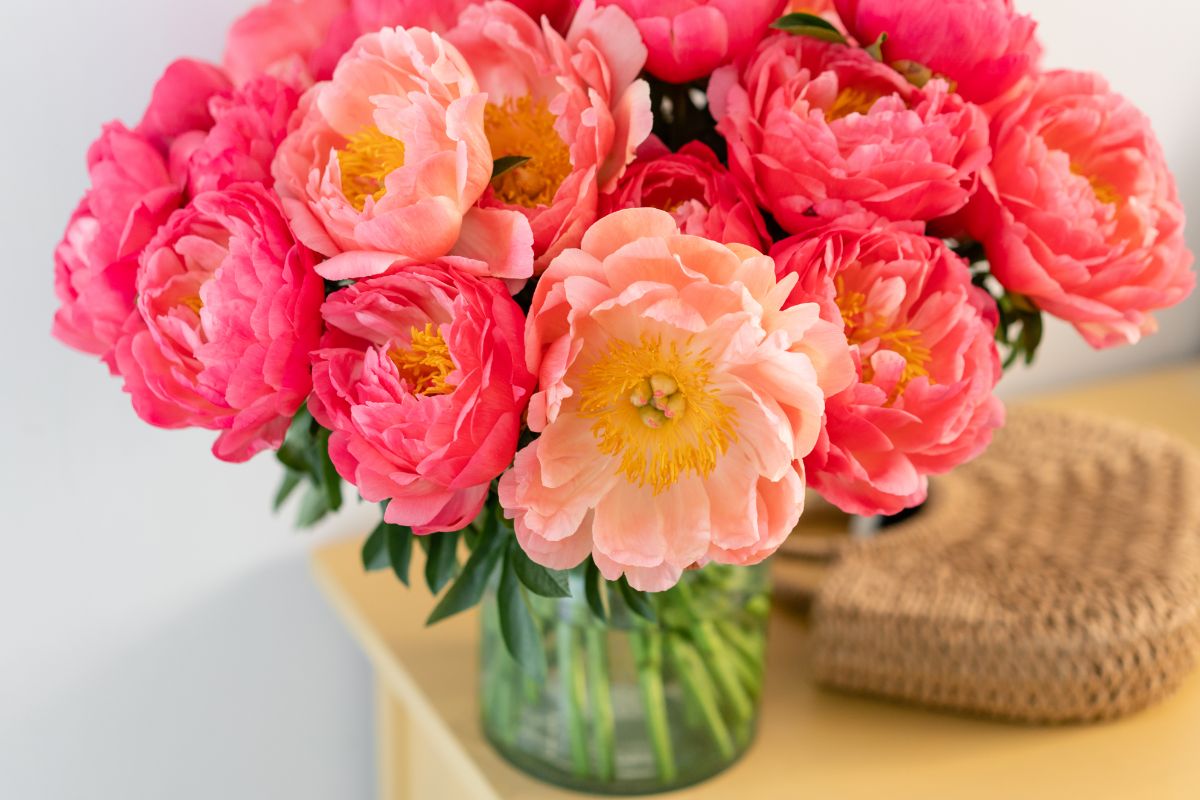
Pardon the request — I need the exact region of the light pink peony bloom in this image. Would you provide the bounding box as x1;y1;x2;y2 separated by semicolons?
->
964;71;1194;349
592;0;786;84
114;184;325;462
600;138;769;250
773;217;1004;516
186;76;301;195
223;0;351;87
273;25;533;282
309;266;535;533
499;208;855;591
448;0;653;271
710;35;990;230
834;0;1041;104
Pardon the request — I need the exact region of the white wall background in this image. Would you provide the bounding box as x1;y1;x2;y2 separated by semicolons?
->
0;1;1196;798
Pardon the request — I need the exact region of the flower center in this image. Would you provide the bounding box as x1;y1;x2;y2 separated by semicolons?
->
580;335;736;493
338;127;407;211
389;323;456;396
826;86;888;121
1070;163;1121;206
484;95;572;208
835;277;932;399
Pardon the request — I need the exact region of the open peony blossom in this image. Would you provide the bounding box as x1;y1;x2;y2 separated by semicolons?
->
965;70;1194;349
273;25;534;282
309;266;535;533
593;0;786;84
499;208;855;591
774;217;1004;516
114;184;325;462
834;0;1041;105
710;34;990;230
600;138;769;249
448;0;653;271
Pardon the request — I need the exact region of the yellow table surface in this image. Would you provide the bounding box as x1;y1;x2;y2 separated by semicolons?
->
312;361;1200;800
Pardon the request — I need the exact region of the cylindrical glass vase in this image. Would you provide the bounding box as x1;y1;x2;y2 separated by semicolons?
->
479;562;770;795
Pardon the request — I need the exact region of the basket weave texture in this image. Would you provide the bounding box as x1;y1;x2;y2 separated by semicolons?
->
809;408;1200;723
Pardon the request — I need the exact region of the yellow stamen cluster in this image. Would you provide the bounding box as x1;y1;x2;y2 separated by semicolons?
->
484;95;572;208
389;323;456;396
338;126;407;210
835;277;932;400
1071;163;1121;206
580;336;736;493
827;86;887;121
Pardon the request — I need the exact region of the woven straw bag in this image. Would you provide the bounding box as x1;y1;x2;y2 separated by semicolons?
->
806;408;1200;723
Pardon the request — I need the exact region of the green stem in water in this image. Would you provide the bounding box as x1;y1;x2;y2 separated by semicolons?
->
672;582;754;722
557;614;590;777
665;636;736;761
630;626;676;783
584;624;616;782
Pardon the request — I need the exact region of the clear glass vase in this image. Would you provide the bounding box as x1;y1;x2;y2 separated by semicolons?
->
479;562;770;795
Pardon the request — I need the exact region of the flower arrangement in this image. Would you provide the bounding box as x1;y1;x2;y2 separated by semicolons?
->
54;0;1193;791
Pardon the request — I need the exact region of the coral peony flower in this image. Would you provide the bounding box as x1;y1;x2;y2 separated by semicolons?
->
834;0;1041;104
309;266;535;533
773;217;1004;516
186;76;302;195
600;138;769;249
592;0;786;84
350;0;578;32
499;208;855;591
965;71;1194;349
224;0;351;87
114;184;325;462
273;25;534;282
710;35;990;230
448;0;653;271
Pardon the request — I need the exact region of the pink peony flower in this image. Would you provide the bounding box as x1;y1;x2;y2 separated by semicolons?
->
448;0;653;271
964;71;1194;349
309;266;535;533
136;59;232;153
223;0;351;87
350;0;578;33
114;184;325;462
53;124;182;368
273;25;534;282
709;35;990;230
834;0;1041;104
186;76;302;195
591;0;786;84
773;217;1004;516
499;208;855;591
600;138;769;249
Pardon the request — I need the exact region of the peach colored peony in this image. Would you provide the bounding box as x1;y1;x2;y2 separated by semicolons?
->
773;216;1004;516
223;0;351;86
448;0;653;271
309;266;535;533
499;208;855;591
965;71;1194;349
114;184;325;462
709;35;990;231
834;0;1041;104
592;0;786;84
273;25;534;282
600;138;769;250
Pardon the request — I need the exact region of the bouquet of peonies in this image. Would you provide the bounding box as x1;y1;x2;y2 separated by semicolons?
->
53;0;1194;790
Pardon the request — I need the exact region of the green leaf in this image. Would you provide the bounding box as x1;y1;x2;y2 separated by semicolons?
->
273;469;303;511
584;559;607;623
386;523;414;586
362;521;391;572
510;546;571;598
618;577;657;623
314;428;343;512
770;12;848;44
295;485;329;528
492;155;530;179
498;542;547;678
864;32;888;62
276;440;311;473
426;512;508;625
424;531;461;595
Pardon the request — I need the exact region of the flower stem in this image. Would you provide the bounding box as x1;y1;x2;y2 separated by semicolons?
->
630;626;676;783
584;624;616;782
672;582;754;721
556;614;591;778
665;635;736;761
